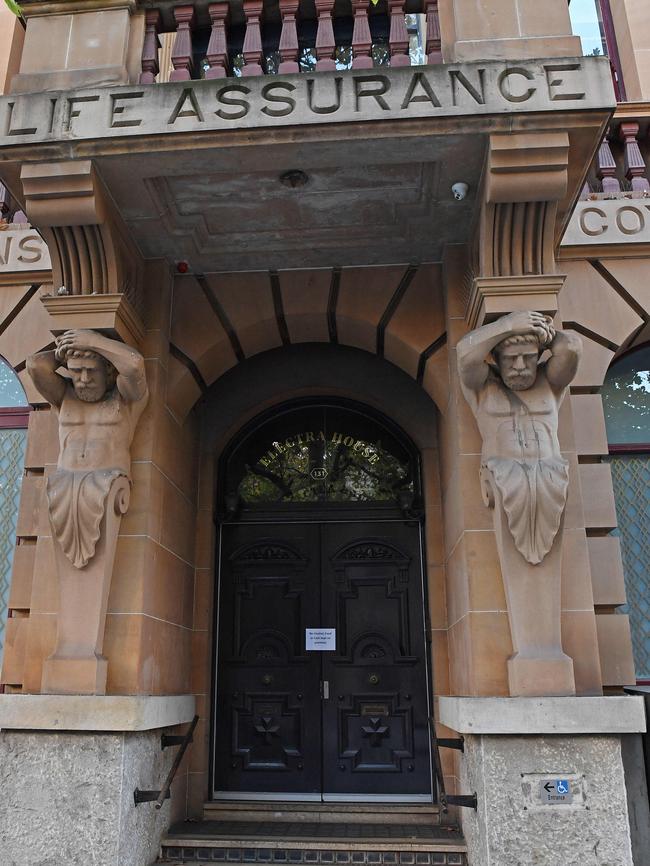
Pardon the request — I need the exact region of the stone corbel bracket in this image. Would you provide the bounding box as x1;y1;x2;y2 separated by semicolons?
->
480;131;570;278
469;131;570;326
20;159;143;311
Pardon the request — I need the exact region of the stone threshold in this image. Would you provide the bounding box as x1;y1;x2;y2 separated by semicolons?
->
203;803;442;825
0;694;195;731
438;695;647;734
162;840;467;853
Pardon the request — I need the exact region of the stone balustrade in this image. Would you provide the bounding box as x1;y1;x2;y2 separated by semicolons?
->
140;0;439;82
581;110;650;199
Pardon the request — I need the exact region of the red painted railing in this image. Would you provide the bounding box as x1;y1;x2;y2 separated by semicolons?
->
140;0;437;82
581;113;650;199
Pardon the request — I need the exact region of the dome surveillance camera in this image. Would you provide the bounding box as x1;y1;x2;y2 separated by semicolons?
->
452;182;469;201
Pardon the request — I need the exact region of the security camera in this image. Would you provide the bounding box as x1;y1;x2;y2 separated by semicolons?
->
452;182;469;201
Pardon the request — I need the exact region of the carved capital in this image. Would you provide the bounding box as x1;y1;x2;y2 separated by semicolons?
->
466;274;565;329
41;293;144;348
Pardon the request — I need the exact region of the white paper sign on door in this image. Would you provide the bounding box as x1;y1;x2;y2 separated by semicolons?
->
305;628;336;651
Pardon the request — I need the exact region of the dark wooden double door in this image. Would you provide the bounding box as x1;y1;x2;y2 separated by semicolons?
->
213;521;432;801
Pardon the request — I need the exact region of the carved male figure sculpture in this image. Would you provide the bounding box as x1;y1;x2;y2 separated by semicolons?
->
457;311;582;696
27;329;148;694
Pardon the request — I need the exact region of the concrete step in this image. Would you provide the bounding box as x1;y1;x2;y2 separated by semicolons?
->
158;820;468;866
203;802;443;826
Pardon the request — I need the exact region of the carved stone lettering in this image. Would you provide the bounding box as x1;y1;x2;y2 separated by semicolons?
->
563;200;650;246
0;58;610;145
497;67;537;103
109;92;144;128
0;228;51;272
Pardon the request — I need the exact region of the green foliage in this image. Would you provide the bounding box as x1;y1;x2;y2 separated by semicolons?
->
3;0;23;16
238;439;413;504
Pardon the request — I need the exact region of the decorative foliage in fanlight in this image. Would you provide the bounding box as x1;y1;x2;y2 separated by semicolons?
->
238;437;412;504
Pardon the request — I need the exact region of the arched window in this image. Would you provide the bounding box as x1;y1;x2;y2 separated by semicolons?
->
602;345;650;682
222;400;419;514
0;358;29;668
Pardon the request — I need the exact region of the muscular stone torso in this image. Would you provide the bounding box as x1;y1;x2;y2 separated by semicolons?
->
57;385;137;474
475;367;563;463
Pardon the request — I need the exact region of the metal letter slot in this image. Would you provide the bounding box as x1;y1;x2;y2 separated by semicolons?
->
321;680;330;700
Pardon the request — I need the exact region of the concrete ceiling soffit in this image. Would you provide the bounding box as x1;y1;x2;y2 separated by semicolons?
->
140;161;443;269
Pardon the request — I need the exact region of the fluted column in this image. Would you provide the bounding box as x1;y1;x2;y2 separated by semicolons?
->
597;133;621;195
205;3;229;79
241;0;265;77
351;0;373;70
170;5;196;82
315;0;336;71
425;0;442;64
278;0;300;74
620;122;650;193
139;10;161;84
388;0;409;67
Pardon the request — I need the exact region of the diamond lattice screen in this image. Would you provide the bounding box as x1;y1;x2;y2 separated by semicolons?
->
607;455;650;680
0;429;26;663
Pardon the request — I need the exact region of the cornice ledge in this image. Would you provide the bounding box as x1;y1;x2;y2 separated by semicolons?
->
438;695;647;735
0;694;196;731
17;0;136;18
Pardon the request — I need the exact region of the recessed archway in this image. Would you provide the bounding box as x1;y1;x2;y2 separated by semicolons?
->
188;343;447;811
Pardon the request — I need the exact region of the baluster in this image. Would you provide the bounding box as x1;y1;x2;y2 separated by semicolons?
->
425;0;442;65
579;181;591;201
170;5;196;82
351;0;373;69
205;3;229;78
0;182;10;219
315;0;336;71
597;133;621;195
278;0;300;73
241;0;264;77
620;122;650;193
139;10;161;84
388;0;409;67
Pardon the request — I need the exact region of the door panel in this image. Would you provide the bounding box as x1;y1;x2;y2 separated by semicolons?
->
214;524;322;796
214;521;432;800
320;523;432;798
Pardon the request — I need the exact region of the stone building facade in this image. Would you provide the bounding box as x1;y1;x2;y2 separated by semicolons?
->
0;1;648;865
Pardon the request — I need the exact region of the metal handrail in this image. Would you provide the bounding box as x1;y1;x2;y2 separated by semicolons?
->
134;714;199;809
430;717;477;812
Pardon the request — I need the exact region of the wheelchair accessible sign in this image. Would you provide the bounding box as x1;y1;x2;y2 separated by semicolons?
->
540;779;573;805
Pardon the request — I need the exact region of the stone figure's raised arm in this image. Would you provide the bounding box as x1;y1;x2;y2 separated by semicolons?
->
26;349;67;408
545;329;583;390
54;329;147;403
456;310;553;392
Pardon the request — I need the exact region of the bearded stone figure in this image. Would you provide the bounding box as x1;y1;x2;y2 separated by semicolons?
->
457;311;582;696
27;329;148;694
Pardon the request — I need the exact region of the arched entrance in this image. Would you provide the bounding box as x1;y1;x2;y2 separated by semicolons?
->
212;399;434;803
